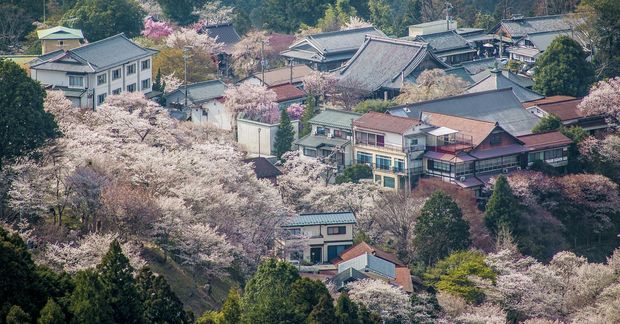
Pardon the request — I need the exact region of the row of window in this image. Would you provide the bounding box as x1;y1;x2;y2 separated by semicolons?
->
428;155;519;175
286;226;347;237
528;148;567;162
374;174;396;188
96;79;151;105
356;152;405;172
95;59;150;86
355;131;385;147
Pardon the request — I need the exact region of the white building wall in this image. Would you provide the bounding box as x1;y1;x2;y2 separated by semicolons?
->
205;101;231;130
238;118;299;156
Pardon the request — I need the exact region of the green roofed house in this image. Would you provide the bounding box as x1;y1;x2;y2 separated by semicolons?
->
278;211;357;264
294;109;362;167
37;26;84;55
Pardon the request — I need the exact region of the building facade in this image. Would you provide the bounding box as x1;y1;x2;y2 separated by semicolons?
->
279;212;357;264
29;34;157;109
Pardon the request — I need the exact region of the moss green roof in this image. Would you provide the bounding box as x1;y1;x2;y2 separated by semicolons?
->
309;109;361;129
37;26;84;40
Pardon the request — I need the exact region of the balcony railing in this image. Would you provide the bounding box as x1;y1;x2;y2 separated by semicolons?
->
354;160;422;175
354;141;405;153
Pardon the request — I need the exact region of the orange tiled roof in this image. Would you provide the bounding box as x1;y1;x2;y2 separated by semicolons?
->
517;131;573;150
353;112;419;134
269;83;305;102
422;112;497;146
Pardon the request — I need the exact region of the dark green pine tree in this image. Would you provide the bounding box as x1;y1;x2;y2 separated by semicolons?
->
412;191;471;265
484;175;521;236
532;114;562;134
240;258;301;323
0;59;58;168
37;298;65;324
97;240;143;324
220;288;242;324
274;108;295;160
300;95;316;137
334;293;358;324
69;270;114;324
291;278;332;321
533;36;595;97
135;267;191;324
5;305;30;324
308;295;337;324
61;0;145;41
153;68;163;92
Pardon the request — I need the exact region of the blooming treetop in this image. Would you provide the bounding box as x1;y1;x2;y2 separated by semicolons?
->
347;279;413;322
579;77;620;128
165;27;224;55
224;83;280;124
141;17;173;40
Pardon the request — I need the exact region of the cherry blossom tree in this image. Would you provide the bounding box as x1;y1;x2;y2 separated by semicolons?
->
141;17;173;40
347;279;412;322
162;73;183;93
286;103;304;120
302;70;339;102
578;77;620;128
231;30;269;78
40;232;145;273
224;83;280;124
165;28;224;55
193;0;235;26
341;16;372;30
395;69;468;104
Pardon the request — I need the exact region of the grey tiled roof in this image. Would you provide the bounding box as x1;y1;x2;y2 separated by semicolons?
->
338;36;449;92
30;34;157;72
328;267;368;291
165;80;228;105
281;27;386;63
389;88;540;136
499;14;572;38
456;58;497;74
309;109;361;129
283;212;356;227
294;134;350;148
526;30;571;51
201;23;241;46
414;30;473;53
466;69;543;103
471;69;534;88
70;34;157;71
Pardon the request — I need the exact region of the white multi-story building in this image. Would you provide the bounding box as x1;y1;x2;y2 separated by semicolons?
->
29;33;158;109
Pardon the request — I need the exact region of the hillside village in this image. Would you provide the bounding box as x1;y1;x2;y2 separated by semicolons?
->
1;0;620;323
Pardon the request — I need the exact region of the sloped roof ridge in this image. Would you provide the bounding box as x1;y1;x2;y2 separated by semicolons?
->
308;26;378;38
322;108;363;116
299;211;354;216
340;36;427;75
393;88;515;109
422;111;497;125
503;13;567;22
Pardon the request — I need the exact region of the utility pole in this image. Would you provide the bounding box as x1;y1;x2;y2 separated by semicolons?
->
260;40;266;86
183;46;192;108
444;1;453;31
258;128;262;157
43;0;46;22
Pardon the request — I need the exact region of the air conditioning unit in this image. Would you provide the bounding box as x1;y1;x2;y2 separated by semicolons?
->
328;133;334;138
502;168;509;174
516;166;522;171
459;176;466;182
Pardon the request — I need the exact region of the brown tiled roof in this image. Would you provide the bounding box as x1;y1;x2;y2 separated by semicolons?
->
353;112;419;134
534;99;584;121
242;157;282;179
421;112;496;146
255;65;314;87
269;83;306;102
333;242;406;267
522;95;576;108
517;131;573;150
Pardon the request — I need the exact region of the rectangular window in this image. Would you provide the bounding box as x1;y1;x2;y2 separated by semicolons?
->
141;59;150;70
334;129;342;138
395;159;405;172
112;88;122;95
544;148;563;160
97;93;106;105
126;64;136;75
141;78;151;90
58;40;64;46
429;160;451;172
316;126;328;136
287;228;301;236
97;73;107;86
127;83;136;92
456;162;474;176
356;151;372;164
304;147;317;157
376;155;391;170
327;226;346;235
327;244;351;261
68;75;84;88
112;68;121;80
355;131;384;147
383;176;395;188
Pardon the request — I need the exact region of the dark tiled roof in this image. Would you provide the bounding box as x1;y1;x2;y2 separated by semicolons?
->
281;27;386;63
243;157;282;179
533;98;585;121
499;14;573;38
457;58;497;74
445;66;475;84
389;89;540;136
283;212;356;227
328;267;368;291
466;69;544;103
523;95;576;108
165;80;228;105
69;34;157;71
270;83;305;102
414;30;473;53
338;36;449;92
517;131;573;150
200;23;241;45
353;111;419;134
